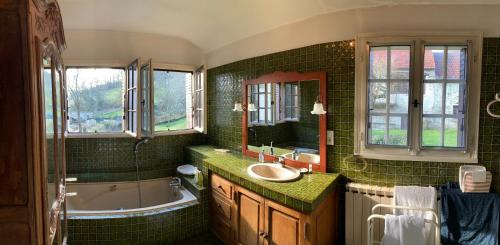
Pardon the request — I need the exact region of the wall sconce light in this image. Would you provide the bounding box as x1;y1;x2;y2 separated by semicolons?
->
233;102;257;112
247;103;257;112
311;96;326;115
233;102;243;112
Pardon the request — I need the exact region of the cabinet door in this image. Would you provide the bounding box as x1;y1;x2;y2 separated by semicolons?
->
234;186;265;245
264;200;306;245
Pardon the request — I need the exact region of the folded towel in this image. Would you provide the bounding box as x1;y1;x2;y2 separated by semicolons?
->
394;186;437;244
468;170;486;182
383;214;426;245
394;186;437;218
463;171;492;193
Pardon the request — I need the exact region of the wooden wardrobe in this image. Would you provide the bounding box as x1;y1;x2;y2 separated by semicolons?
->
0;0;67;244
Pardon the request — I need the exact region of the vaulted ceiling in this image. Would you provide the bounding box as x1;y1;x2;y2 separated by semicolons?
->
59;0;500;52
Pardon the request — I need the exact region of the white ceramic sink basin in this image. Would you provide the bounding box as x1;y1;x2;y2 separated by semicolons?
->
247;163;301;182
282;152;320;164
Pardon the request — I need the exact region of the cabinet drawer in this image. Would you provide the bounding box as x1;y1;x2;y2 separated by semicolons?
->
211;174;233;200
212;216;233;244
211;192;232;221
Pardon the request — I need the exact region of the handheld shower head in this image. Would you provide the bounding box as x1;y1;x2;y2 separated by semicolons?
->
134;138;150;155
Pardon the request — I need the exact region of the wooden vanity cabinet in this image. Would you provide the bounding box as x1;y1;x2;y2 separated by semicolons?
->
210;174;338;245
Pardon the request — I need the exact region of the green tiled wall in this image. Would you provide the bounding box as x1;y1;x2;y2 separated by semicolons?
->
207;39;500;189
65;134;206;182
67;196;209;245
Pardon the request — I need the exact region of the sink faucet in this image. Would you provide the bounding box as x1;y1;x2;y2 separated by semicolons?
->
292;149;299;161
170;177;182;195
275;156;285;168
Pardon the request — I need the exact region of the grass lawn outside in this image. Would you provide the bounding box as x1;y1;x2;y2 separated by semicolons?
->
371;129;459;147
155;117;187;131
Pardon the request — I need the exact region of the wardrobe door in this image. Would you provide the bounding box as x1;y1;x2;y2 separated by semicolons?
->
42;54;58;244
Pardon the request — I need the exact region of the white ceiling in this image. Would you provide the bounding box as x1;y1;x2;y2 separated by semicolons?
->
59;0;500;52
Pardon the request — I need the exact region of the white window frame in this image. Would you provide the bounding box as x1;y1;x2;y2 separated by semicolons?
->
283;82;301;122
152;63;203;136
64;62;206;138
248;83;275;126
64;64;129;138
354;32;482;163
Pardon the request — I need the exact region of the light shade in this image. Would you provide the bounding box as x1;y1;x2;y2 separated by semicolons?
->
311;102;326;115
232;102;243;112
248;103;257;112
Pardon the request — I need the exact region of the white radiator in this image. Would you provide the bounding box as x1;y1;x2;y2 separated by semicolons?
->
345;183;394;245
345;183;441;245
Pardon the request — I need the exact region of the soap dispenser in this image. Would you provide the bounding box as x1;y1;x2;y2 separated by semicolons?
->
270;141;274;156
259;144;265;163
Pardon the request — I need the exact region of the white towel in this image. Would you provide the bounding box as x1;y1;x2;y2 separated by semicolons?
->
383;214;426;245
393;186;437;245
394;186;437;219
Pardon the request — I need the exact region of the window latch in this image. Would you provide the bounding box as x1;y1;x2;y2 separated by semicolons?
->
412;99;420;108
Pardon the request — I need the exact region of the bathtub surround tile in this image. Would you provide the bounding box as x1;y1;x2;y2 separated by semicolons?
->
67;196;209;244
207;39;500;190
187;145;340;213
65;133;206;182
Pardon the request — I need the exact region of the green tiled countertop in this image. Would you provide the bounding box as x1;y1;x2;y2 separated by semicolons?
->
186;145;340;213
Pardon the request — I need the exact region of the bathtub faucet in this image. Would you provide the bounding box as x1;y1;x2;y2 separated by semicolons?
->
170;177;182;195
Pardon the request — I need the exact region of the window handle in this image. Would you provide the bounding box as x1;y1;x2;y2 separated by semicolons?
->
412;99;420;108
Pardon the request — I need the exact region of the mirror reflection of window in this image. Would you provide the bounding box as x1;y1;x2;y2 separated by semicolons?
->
284;83;300;121
248;83;274;125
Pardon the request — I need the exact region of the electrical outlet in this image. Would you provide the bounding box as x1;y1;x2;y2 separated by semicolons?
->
327;130;334;145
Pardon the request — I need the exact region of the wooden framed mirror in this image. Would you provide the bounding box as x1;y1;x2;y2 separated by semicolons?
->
242;71;327;172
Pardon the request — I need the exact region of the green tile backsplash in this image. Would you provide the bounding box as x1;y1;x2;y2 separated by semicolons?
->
65;134;206;182
207;39;500;190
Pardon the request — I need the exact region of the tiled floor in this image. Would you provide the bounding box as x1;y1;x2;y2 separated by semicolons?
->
173;232;223;245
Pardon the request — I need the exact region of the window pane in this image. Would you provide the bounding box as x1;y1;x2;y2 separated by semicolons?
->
424;46;445;80
423;83;443;114
388;116;407;146
368;82;387;113
389;82;409;113
445;83;461;115
368;115;386;144
422;117;442;147
447;47;467;80
390;46;410;79
444;118;463;147
154;70;191;131
66;68;125;133
259;84;265;92
369;47;388;79
44;67;54;134
259;109;265;122
141;65;151;134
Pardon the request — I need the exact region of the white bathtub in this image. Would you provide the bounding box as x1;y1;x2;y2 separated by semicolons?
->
65;177;197;218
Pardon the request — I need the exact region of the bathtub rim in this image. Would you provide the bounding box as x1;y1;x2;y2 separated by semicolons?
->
65;177;198;219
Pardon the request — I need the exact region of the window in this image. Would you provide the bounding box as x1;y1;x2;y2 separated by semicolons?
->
193;66;204;130
66;62;205;137
66;67;125;134
153;69;193;132
355;33;482;163
248;82;301;125
284;83;300;121
125;60;139;135
367;46;410;146
248;83;274;125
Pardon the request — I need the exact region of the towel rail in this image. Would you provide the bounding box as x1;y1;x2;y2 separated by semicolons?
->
486;93;500;118
367;204;441;245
